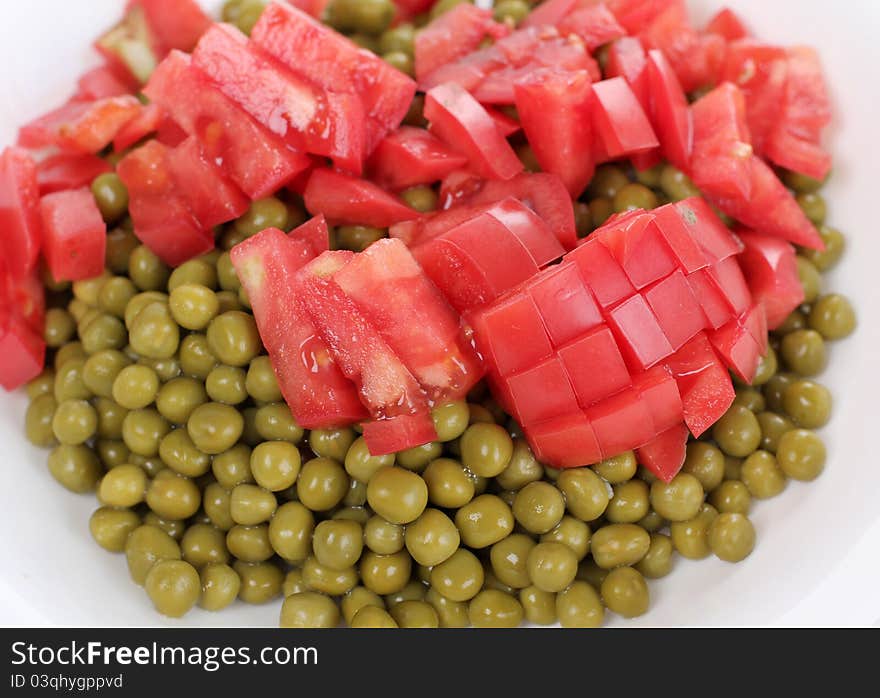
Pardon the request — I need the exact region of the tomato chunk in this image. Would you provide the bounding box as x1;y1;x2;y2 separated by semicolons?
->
567;240;635;309
19;96;142;154
705;8;749;41
192;23;365;174
303;168;419;228
0;148;42;280
515;69;595;198
607;294;674;371
586;386;656;457
144;51;312;200
558;326;632;408
557;4;626;51
644;269;707;350
527;264;603;348
709;305;766;383
596;213;678;290
368;127;468;192
527;412;603;469
636;423;689;482
289;215;331;257
632;365;684;433
506;357;580;427
425;83;523;181
736;230;804;330
95;4;159;84
113;103;163;152
591;78;659;160
607;0;684;34
646;50;692;171
138;0;210;53
75;65;135;101
484;198;565;267
362;413;439;456
0;308;46;391
705;256;752;316
36;153;110;197
40;188;106;283
0;264;45;336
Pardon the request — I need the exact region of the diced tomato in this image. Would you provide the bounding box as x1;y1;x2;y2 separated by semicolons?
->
231;228;367;428
289;215;331;257
19;96;142;154
0;148;42;280
0;308;46;392
117;140;214;266
506;357;580;427
607;36;649;105
646;50;692;171
166;137;249;229
653;197;741;267
632;365;683;433
522;0;581;28
527;412;603;468
138;0;210;53
709;305;766;383
0;262;44;336
736;230;804;330
591;78;658;160
425;83;523;182
95;4;159;84
596;213;678;289
557;4;626;52
390;202;487;248
362;413;439;456
527;264;603;348
686;268;738;330
705;255;751;316
251;2;416;153
287;0;333;19
367;127;468;192
485;106;521;138
515;69;595;198
636;422;689;482
295;251;430;420
144;51;312;200
415;4;507;82
113;103;165;152
36;153;111;196
763;130;831;182
587;386;656;456
333;238;483;401
468;292;552;378
75;65;135;101
193;23;365;174
606;294;674;371
664;331;735;437
558;326;632;408
303;168;418;228
484;198;565;267
568;240;635;309
607;0;684;34
39;188;106;283
705;8;749;41
644;269;707;350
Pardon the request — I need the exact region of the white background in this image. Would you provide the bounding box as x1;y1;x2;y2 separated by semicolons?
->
0;0;879;626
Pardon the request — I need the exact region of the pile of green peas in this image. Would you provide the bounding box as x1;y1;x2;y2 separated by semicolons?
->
21;0;856;628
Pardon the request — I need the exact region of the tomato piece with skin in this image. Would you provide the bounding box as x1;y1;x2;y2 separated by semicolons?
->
705;256;752;316
424;83;523;182
0;307;46;391
412;239;497;315
527;412;604;469
505;357;581;427
138;0;210;53
587;386;657;457
763;130;831;182
0;261;45;337
166;137;250;229
251;2;416;154
117;140;213;267
557;4;626;52
527;264;603;348
192;23;365;174
333;239;483;401
515;69;595;198
686;268;738;330
653;197;740;269
231;228;367;428
40;188;106;283
289;215;330;257
483;198;565;267
95;3;159;85
644;269;707;351
606;36;649;106
705;7;749;41
709;305;766;383
646;50;692;172
596;213;678;290
632;365;684;434
591;78;659;160
606;294;675;371
287;0;333;18
521;0;581;27
636;422;689;482
362;413;439;456
36;153;111;196
144;51;312;199
558;326;632;409
367;127;468;192
0;148;42;281
567;240;635;309
607;0;684;34
303;168;419;228
390;202;488;248
113;103;165;152
736;230;804;330
75;65;135;101
485;106;520;138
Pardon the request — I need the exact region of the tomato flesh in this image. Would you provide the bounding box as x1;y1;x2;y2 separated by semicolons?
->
303;168;419;228
527;264;603;347
0;148;42;281
40;188;106;283
557;326;632;408
591;78;659;160
636;422;689;482
736;230;804;330
75;65;135;101
557;4;626;52
0;307;46;392
289;215;331;257
415;4;506;82
367;127;468;192
19;96;142;154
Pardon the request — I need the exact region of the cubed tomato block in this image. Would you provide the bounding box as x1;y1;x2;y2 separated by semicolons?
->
425;83;523;181
36;153;112;196
144;51;312;200
19;96;142;154
763;130;832;182
295;252;429;420
709;305;766;384
505;357;580;427
391;202;487;248
469;293;553;378
412;239;497;314
138;0;211;53
289;215;331;257
0;310;46;391
484;198;565;268
632;365;684;433
646;50;692;171
607;37;649;106
558;4;626;51
528;264;603;347
644;269;707;350
192;23;365;174
521;0;580;28
334;239;483;401
114;103;166;152
75;64;135;101
0;265;45;336
705;256;752;316
0;148;45;281
303;168;419;228
415;4;505;81
608;0;685;34
167;137;249;229
587;386;656;456
486;107;520;137
705;8;749;40
39;188;106;283
362;412;439;456
686;268;739;330
567;240;636;309
597;213;678;289
653;197;741;268
591;78;659;160
736;230;804;330
558;326;632;408
607;294;674;371
636;422;689;482
664;332;735;437
368;127;468;192
526;412;603;469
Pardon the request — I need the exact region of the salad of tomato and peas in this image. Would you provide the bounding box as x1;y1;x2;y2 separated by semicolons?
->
0;0;856;628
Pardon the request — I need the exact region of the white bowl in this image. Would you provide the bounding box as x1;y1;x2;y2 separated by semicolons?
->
1;0;878;627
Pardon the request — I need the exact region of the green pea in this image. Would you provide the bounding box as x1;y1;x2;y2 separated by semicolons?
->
708;480;751;515
756;411;795;453
328;0;395;35
336;225;386;252
782;379;832;428
91;172;129;224
659;165;699;201
635;533;674;579
129;245;170;292
802;226;845;271
48;444;103;493
206;312;262;367
235;197;289;237
682;442;725;492
493;0;530;25
708;513;756;563
808;294;856;340
600;567;650;618
776;429;826;481
796;192;826;225
26;394;58;448
254;403;304;443
588;165;630;199
613;183;658;212
741;450;787;499
246;356;282;403
129;302;179;360
89;507;140;553
712;405;762;457
187;402;244;455
796;256;823;304
670;504;718;560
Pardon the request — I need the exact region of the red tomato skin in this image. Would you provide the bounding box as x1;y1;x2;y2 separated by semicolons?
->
138;0;210;53
412;238;497;315
75;65;135;101
40;188;107;283
763;130;831;182
166;137;250;229
705;8;749;41
231;229;368;428
0;309;46;392
36;153;111;196
192;23;365;174
607;36;649;104
390;202;487;248
526;412;604;469
596;214;678;290
685;268;738;330
705;255;752;316
486;198;565;268
644;269;707;350
568;240;636;310
591;78;659;160
667;197;742;264
515;69;596;198
558;326;632;409
557;4;626;52
736;230;804;330
144;51;312;200
608;0;685;35
632;365;684;434
303;168;419;228
289;215;331;257
113;103;163;152
18;97;142;154
0;263;45;337
650;200;712;273
646;50;692;171
362;413;439;456
586;386;656;457
251;2;416;153
505;357;581;427
485;107;520;138
367;127;468;192
415;4;504;82
636;422;689;482
333;238;483;401
709;305;766;383
527;264;603;348
425;83;523;182
606;294;674;371
0;148;42;281
521;0;580;28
